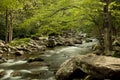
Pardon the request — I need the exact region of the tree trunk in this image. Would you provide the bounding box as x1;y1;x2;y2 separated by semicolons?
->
103;0;112;55
5;9;13;43
9;10;13;42
5;8;9;43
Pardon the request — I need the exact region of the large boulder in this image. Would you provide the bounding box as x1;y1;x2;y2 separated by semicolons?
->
56;54;120;80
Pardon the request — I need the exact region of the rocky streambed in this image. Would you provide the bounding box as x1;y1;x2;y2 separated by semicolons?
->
0;38;98;80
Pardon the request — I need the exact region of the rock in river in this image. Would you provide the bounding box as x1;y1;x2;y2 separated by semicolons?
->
56;54;120;80
27;57;44;63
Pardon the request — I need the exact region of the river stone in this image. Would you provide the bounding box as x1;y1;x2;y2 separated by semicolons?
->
28;62;48;66
0;50;3;54
16;46;30;52
11;71;22;77
27;57;44;63
64;38;74;46
0;42;5;47
55;36;65;46
0;58;7;63
92;43;102;51
47;39;56;48
14;50;24;56
85;39;93;43
73;38;82;44
56;54;120;80
0;71;6;78
0;53;2;57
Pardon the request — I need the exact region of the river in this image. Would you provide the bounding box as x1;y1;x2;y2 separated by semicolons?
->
0;39;98;80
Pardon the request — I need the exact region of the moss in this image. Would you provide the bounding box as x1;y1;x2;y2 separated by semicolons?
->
9;38;31;46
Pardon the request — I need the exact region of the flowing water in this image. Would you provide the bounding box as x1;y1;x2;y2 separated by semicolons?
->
0;39;98;80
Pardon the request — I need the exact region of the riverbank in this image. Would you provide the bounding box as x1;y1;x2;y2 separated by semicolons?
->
0;33;89;60
0;35;98;80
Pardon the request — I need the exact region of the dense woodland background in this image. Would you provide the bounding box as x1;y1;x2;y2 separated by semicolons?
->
0;0;120;55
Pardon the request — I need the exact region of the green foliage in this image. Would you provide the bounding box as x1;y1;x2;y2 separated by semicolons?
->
0;0;120;41
9;38;31;46
0;15;5;40
110;1;120;29
0;0;23;11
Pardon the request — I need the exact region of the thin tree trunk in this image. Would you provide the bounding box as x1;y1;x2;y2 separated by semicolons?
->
103;0;112;55
5;8;9;43
5;9;13;43
9;10;13;42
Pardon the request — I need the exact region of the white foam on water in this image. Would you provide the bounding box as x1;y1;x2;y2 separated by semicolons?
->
47;77;56;80
56;46;79;54
10;76;22;80
0;69;4;72
20;69;32;73
7;59;14;63
30;66;49;71
0;60;27;67
41;54;51;57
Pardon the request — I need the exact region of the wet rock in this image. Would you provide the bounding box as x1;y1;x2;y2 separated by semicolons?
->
56;54;120;80
28;62;48;66
8;45;17;53
2;47;8;52
55;36;76;46
11;71;22;77
85;38;93;43
31;79;39;80
73;38;82;44
28;57;44;63
56;42;63;46
47;39;56;48
16;46;30;52
30;70;54;79
0;42;5;47
0;71;6;78
27;43;36;47
0;58;7;63
92;49;103;55
56;36;65;46
36;45;46;51
0;50;4;54
14;51;24;56
92;43;102;51
0;54;3;59
64;38;74;46
27;42;46;51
